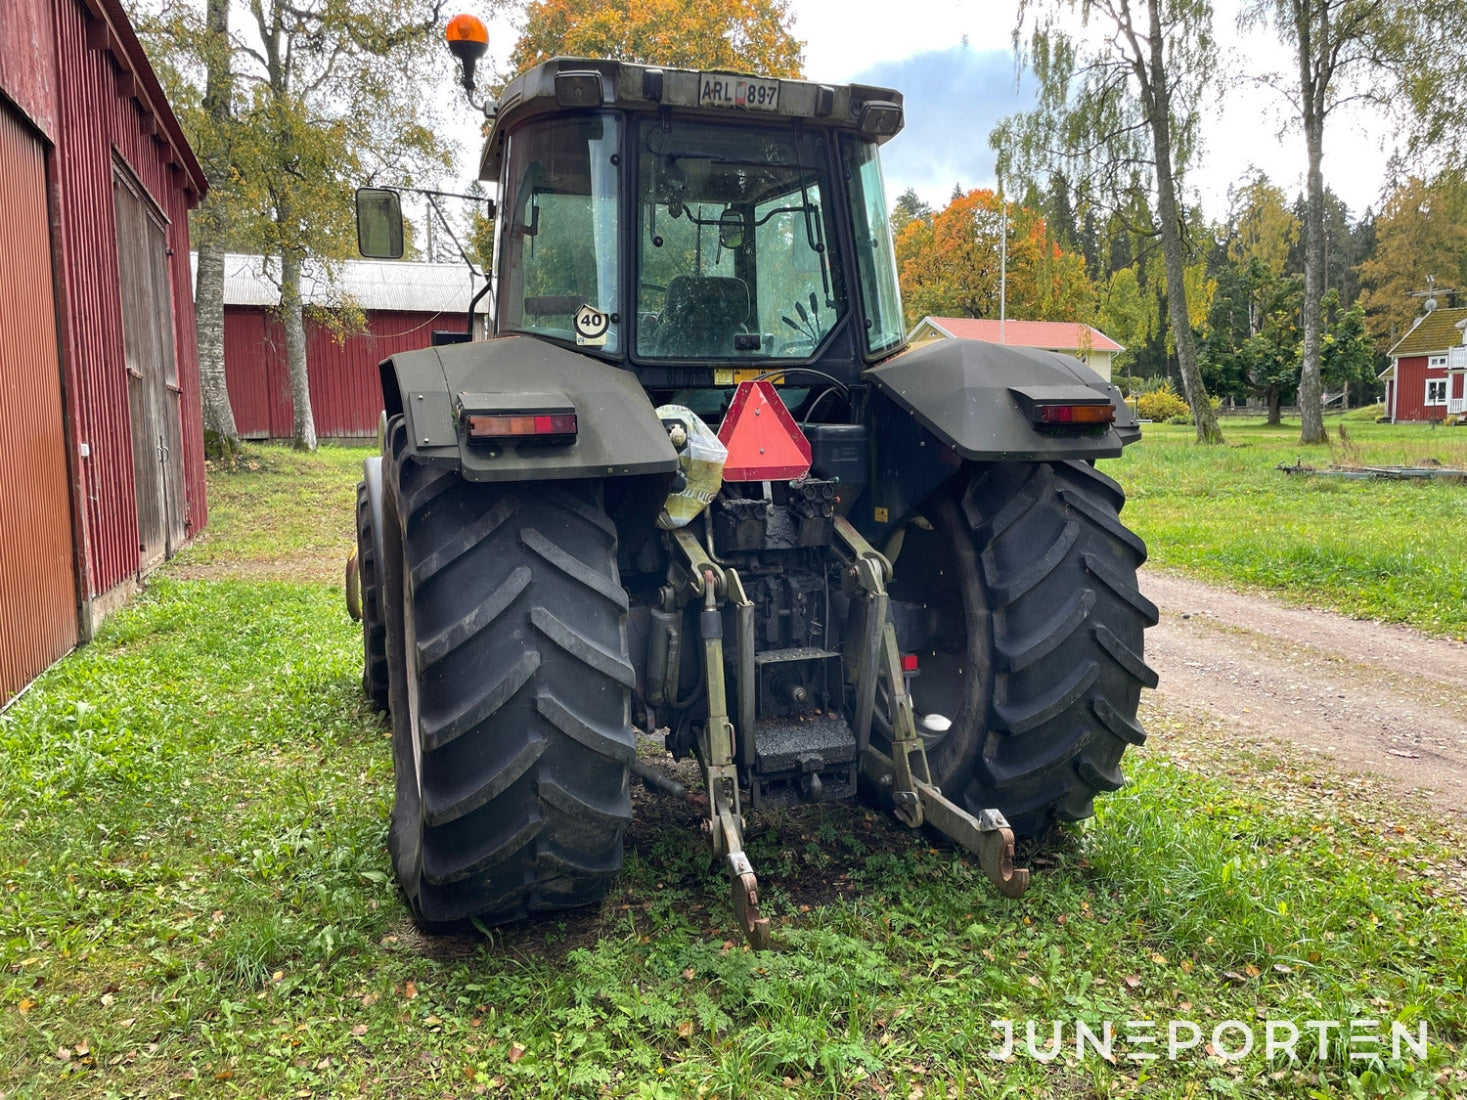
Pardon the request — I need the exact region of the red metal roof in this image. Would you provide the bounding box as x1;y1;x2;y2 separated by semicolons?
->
920;317;1124;353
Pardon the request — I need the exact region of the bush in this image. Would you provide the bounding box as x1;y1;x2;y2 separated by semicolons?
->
1137;383;1190;422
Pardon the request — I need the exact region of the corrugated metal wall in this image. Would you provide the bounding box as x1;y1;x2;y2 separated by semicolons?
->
0;0;60;137
0;101;79;703
223;307;459;438
49;0;207;599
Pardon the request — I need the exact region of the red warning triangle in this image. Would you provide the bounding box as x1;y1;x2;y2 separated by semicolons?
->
718;380;812;481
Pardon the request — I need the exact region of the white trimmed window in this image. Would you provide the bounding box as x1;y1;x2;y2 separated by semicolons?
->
1428;354;1448;368
1426;378;1447;405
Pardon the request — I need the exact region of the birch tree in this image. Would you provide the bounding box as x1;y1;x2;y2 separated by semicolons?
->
133;0;454;450
994;0;1224;442
1242;0;1389;443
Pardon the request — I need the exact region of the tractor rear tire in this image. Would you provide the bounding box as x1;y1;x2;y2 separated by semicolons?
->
380;418;635;926
357;478;389;712
889;460;1158;837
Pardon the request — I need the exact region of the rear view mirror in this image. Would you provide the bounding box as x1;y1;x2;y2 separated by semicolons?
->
356;188;404;259
718;207;744;250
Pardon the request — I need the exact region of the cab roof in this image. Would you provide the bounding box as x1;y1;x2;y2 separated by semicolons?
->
479;57;905;180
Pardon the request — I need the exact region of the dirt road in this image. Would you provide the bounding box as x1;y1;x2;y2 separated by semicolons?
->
1139;570;1467;817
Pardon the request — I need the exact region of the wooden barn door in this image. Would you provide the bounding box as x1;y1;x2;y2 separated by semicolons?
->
113;162;185;570
0;102;79;703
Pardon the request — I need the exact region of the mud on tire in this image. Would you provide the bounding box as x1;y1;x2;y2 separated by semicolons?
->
894;460;1158;837
381;418;635;926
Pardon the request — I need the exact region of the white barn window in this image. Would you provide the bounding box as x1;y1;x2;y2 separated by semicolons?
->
1426;378;1447;405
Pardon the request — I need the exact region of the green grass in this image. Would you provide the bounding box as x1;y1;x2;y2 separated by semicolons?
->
1;578;1463;1097
171;444;374;583
1102;418;1467;639
0;443;1464;1097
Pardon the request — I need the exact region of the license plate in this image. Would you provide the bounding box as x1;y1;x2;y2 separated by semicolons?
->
698;74;780;111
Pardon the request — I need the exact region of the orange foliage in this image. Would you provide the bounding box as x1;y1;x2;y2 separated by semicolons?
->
895;188;1093;328
510;0;804;77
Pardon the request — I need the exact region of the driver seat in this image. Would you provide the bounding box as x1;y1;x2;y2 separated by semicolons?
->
653;275;749;357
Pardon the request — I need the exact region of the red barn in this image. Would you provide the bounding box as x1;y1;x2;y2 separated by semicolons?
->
1380;306;1467;424
1;0;207;703
211;253;488;439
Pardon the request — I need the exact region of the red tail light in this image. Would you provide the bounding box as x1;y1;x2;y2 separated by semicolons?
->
465;412;578;440
900;653;919;673
1035;403;1116;427
457;391;578;445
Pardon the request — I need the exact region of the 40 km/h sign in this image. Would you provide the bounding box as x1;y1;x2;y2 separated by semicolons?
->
573;304;610;347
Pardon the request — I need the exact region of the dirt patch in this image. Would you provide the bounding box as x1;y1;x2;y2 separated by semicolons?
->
1140;569;1467;820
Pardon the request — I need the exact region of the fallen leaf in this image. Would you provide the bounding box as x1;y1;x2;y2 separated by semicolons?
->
404;980;418;1000
677;1021;694;1040
1243;963;1261;978
351;1024;368;1037
1273;963;1293;974
682;968;696;981
1385;749;1419;759
75;1040;90;1056
1222;971;1247;984
507;1042;526;1064
99;993;114;1007
1123;975;1141;989
424;1015;443;1028
216;1070;235;1081
18;998;35;1014
1150;953;1168;966
57;1047;71;1062
315;1056;331;1070
360;993;378;1007
272;971;283;983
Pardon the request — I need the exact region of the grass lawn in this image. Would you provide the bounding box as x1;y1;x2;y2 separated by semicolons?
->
1;442;1464;1098
1102;415;1467;640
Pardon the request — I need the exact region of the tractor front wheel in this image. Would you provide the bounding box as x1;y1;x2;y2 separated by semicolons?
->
380;417;635;926
887;460;1158;836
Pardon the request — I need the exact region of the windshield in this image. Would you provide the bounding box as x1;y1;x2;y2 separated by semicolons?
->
635;119;845;360
498;114;621;352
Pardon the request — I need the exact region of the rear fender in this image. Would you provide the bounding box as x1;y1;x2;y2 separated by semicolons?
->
864;339;1138;464
379;334;680;485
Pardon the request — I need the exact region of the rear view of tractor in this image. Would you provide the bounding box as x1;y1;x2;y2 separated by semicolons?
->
348;35;1156;946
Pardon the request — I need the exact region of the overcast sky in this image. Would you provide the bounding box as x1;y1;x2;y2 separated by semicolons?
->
460;0;1398;223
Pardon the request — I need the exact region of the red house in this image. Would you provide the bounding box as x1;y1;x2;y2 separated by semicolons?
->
212;253;488;439
1380;306;1467;424
1;0;208;702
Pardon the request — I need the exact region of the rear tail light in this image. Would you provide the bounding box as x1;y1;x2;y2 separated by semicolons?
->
1036;403;1116;427
900;653;919;673
456;391;577;445
464;412;578;440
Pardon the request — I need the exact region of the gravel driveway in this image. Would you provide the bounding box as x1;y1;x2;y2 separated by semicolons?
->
1140;569;1467;818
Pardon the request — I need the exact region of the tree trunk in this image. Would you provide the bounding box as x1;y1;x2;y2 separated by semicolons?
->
194;220;237;450
1146;0;1223;444
280;248;317;451
1296;33;1328;445
1267;387;1281;425
194;0;238;455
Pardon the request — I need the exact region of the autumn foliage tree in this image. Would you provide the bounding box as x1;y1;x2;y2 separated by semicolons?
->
510;0;803;76
894;189;1093;330
1357;173;1467;350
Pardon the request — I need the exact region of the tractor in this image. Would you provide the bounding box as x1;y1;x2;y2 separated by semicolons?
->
347;29;1156;948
